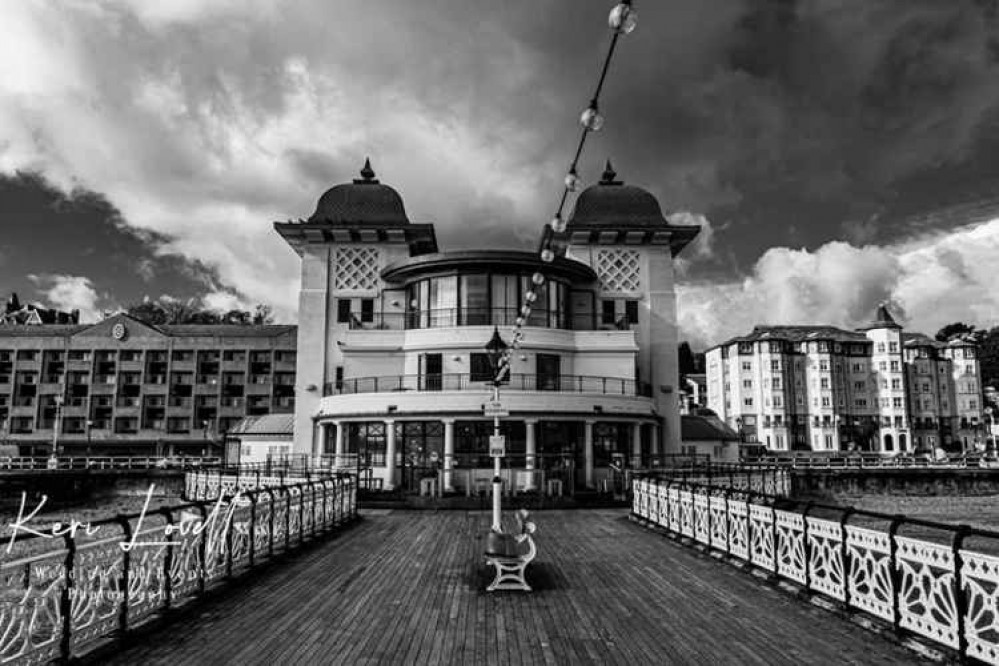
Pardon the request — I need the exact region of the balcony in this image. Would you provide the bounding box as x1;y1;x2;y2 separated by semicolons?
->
323;373;651;397
343;307;601;332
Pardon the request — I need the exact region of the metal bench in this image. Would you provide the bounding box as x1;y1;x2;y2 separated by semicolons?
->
484;509;537;592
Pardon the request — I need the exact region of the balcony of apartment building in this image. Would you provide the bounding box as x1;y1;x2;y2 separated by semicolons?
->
118;349;144;368
274;350;296;369
170;349;196;369
221;350;247;369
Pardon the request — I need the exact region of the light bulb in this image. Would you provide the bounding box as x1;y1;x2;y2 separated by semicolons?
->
565;168;581;192
609;3;637;34
520;305;532;317
540;248;555;263
532;272;545;286
580;104;604;131
550;214;567;233
515;316;525;327
525;291;537;304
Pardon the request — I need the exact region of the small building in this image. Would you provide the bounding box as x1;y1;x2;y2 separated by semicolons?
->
680;414;740;462
227;414;295;464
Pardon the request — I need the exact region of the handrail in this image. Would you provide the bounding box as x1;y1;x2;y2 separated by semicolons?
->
0;456;222;471
0;474;357;662
632;476;999;663
742;453;999;470
323;373;652;397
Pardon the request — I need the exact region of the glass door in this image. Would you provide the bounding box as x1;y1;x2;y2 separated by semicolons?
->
537;353;560;391
421;353;442;391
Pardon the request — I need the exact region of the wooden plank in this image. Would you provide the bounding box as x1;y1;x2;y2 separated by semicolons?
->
102;509;928;665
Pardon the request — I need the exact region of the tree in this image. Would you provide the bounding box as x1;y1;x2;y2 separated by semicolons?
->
935;322;977;342
252;304;274;325
123;298;275;326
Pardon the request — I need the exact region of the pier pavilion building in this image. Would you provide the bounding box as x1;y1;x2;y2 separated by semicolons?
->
276;160;700;491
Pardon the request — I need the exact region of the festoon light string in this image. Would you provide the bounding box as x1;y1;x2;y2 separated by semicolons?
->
495;1;638;381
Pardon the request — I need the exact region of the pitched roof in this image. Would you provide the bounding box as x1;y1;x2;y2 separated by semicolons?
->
681;415;740;441
229;414;295;436
856;303;902;330
711;324;869;350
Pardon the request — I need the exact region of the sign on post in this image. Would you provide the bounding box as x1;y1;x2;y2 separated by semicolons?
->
483;401;509;418
489;435;506;458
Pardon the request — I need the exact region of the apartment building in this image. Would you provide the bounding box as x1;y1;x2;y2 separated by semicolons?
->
706;306;983;453
0;314;297;455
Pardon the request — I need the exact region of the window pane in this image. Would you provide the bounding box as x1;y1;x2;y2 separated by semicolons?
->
461;275;490;325
491;275;517;325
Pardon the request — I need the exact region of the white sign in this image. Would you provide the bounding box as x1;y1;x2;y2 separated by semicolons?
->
483;401;509;418
489;435;506;457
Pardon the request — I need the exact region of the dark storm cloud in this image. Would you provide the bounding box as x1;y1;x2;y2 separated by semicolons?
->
0;172;228;312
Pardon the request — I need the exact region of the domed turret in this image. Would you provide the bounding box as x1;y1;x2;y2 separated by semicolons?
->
567;160;669;228
308;158;410;225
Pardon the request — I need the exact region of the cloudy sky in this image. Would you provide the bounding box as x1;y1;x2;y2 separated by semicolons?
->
2;0;999;348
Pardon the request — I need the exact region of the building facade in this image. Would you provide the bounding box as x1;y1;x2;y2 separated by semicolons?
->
705;306;984;454
0;313;297;456
276;160;699;491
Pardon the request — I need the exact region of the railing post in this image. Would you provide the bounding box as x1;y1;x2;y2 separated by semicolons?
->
247;493;256;569
310;481;317;539
197;502;209;593
297;483;306;546
839;507;854;608
746;490;754;567
887;514;906;636
160;507;175;611
266;489;275;559
116;515;132;635
802;501;814;590
285;487;292;552
953;524;972;662
59;532;76;661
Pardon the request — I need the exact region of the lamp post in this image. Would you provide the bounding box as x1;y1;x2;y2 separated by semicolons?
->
485;327;509;533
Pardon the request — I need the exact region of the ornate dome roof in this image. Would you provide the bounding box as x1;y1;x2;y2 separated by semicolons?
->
567;161;668;228
308;159;410;225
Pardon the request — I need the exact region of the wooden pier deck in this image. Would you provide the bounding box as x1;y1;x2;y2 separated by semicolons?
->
104;509;928;665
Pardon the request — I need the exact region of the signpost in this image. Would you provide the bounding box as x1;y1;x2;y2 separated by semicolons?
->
489;435;506;458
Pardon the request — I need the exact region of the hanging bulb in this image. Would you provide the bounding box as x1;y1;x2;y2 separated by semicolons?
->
515;316;525;327
525;291;537;304
540;248;555;263
564;168;581;192
580;102;604;131
520;305;532;317
532;272;545;286
550;214;567;234
609;3;637;34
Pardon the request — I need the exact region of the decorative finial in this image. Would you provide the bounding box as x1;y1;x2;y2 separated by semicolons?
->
600;159;619;185
360;157;376;181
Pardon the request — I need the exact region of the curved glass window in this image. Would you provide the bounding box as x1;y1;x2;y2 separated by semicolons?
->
405;272;569;329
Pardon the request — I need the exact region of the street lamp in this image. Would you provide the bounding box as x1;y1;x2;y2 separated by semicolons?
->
485;327;509;532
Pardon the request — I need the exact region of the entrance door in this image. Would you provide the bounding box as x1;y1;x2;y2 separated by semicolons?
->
421;353;442;391
537;354;560;391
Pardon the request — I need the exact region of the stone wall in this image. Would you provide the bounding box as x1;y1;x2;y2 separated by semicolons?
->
792;468;999;499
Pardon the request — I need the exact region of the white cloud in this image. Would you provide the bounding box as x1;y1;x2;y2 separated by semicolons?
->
678;219;999;349
29;274;101;323
0;2;552;323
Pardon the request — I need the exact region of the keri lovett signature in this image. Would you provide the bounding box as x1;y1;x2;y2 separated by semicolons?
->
4;484;247;554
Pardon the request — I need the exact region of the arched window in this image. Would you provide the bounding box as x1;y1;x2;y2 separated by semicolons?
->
883;433;894;451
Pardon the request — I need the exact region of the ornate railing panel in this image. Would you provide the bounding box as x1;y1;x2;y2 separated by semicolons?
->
844;525;894;623
961;550;999;664
775;510;806;585
0;475;356;665
806;517;845;601
895;536;958;649
632;477;999;663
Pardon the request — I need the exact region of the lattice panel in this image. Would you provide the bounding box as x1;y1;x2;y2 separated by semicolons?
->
596;249;640;292
334;247;381;291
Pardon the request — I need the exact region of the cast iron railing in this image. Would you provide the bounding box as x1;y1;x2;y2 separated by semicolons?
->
632;476;999;664
743;452;999;470
0;474;357;664
323;373;652;397
0;456;222;472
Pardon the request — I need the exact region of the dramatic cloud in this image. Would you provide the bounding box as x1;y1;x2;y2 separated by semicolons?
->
678;218;999;349
2;1;999;329
28;274;101;323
